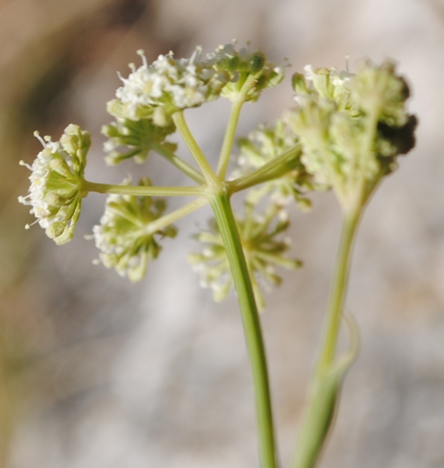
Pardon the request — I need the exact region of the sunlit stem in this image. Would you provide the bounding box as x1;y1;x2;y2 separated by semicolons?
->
83;180;206;198
210;190;278;468
216;100;244;179
315;208;361;376
146;197;208;235
227;145;301;195
150;141;205;184
172;111;219;188
291;207;362;468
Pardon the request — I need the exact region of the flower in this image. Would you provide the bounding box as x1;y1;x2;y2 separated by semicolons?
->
188;202;301;310
102;116;177;165
113;48;229;122
208;41;286;102
286;60;417;212
18;124;90;245
233;119;315;209
92;177;177;281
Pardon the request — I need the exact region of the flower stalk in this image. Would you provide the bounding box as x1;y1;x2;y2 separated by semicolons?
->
210;190;278;468
291;207;361;468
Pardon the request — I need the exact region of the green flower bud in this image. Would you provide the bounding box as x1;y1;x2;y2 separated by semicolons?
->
209;42;286;102
291;73;308;94
351;60;409;126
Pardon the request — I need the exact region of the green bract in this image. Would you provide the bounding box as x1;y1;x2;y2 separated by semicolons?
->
188;202;301;310
92;178;177;281
286;60;417;213
18;124;90;245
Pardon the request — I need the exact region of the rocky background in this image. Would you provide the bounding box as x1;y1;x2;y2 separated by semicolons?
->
1;0;444;467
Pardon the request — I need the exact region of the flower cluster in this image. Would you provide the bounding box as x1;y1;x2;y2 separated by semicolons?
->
286;60;417;212
233;119;315;209
208;41;286;102
112;42;285;122
188;202;301;310
102;115;177;165
92;178;177;281
104;42;286;168
113;47;229;123
18;124;90;245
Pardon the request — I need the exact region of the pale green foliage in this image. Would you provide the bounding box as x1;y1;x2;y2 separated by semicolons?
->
18;124;90;244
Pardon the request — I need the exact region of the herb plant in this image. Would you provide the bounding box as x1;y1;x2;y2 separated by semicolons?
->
19;41;417;467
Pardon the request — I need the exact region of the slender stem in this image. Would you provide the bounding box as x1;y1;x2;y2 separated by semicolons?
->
83;180;205;198
226;145;301;195
315;209;361;376
146;197;208;235
210;190;277;468
291;208;361;468
216;100;244;179
172;111;219;188
150;141;205;184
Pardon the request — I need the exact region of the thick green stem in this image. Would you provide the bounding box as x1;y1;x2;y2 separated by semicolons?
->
210;190;278;468
291;208;361;468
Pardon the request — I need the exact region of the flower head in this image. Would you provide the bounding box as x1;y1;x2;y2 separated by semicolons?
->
188;202;301;310
102;115;177;165
208;41;286;102
18;124;90;245
113;47;229;122
286;60;417;212
92;178;177;281
233;119;315;209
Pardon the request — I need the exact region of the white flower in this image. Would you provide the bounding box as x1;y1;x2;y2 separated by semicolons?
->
18;124;90;244
92;177;177;281
114;48;228;120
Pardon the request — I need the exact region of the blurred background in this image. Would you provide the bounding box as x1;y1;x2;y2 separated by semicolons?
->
1;0;444;466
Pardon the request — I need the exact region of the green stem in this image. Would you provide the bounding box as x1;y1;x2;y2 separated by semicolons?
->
315;209;361;375
291;208;361;468
210;190;278;468
146;197;208;235
227;145;301;195
216;100;244;179
83;180;205;198
172;111;219;188
150;141;205;184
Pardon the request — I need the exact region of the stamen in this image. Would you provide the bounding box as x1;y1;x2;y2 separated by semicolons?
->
33;131;46;147
19;160;32;170
136;49;147;68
